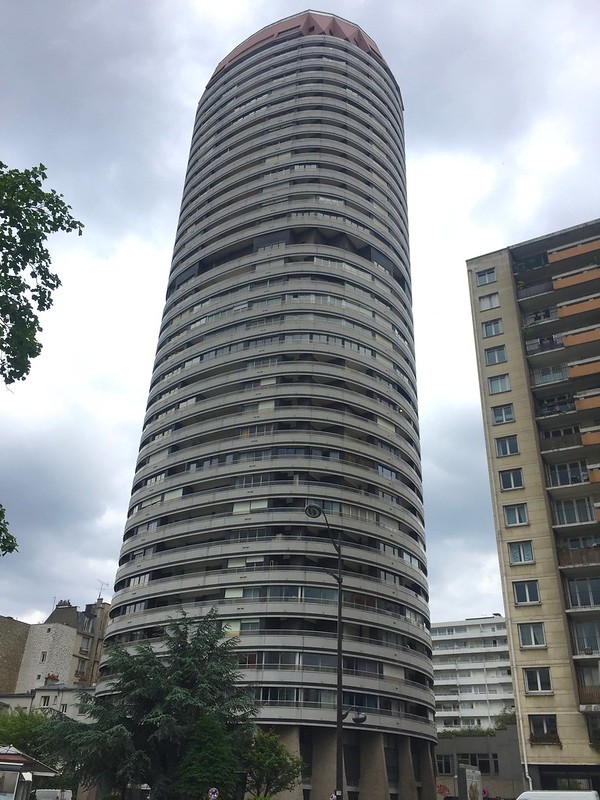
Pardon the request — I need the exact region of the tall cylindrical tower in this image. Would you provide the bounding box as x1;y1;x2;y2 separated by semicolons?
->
106;11;435;798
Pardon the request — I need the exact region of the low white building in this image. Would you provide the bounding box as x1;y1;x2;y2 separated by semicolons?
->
0;684;93;721
432;614;514;731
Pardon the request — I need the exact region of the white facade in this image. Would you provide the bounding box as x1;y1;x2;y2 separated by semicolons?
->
432;615;514;731
0;685;92;721
15;624;77;693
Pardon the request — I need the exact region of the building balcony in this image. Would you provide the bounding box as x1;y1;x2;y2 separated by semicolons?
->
578;685;600;705
563;327;600;361
549;240;600;267
540;433;583;457
582;428;600;447
553;265;600;296
557;545;600;569
558;295;600;326
526;334;564;356
517;279;554;301
576;392;600;414
569;359;600;381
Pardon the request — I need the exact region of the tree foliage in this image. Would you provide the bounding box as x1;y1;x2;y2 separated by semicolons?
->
41;610;257;800
0;161;83;556
0;503;18;556
0;708;48;755
244;730;303;799
0;161;82;385
177;715;240;800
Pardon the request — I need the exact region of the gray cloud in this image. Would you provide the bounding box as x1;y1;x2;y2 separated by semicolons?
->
1;0;599;623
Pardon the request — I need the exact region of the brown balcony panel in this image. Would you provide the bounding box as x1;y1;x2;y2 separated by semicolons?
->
576;395;600;412
564;328;600;349
553;265;600;290
549;240;600;264
578;685;600;704
590;469;600;484
558;297;600;319
557;546;600;567
569;361;600;379
582;431;600;446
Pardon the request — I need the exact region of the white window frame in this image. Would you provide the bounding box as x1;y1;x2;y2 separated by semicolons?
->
496;435;519;457
488;374;510;395
504;504;528;526
518;622;546;648
492;404;514;424
485;346;507;366
513;580;539;604
479;292;500;311
508;541;534;564
499;468;524;490
524;667;552;693
476;268;497;286
482;318;503;338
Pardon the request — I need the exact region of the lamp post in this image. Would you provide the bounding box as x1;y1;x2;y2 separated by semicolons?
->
304;503;344;800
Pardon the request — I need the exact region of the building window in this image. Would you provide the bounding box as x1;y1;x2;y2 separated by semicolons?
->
567;578;600;608
479;292;499;311
554;498;594;525
524;667;552;693
547;460;588;486
40;651;47;663
508;541;534;564
488;374;510;394
436;754;454;775
457;753;499;775
482;318;503;338
485;346;507;366
60;703;68;713
500;468;524;490
518;622;545;647
496;435;518;457
492;404;514;424
529;714;559;743
504;504;528;526
476;268;497;286
40;695;50;707
513;580;539;604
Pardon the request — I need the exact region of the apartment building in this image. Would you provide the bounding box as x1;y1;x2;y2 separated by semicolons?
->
104;11;436;800
467;219;600;788
432;615;514;731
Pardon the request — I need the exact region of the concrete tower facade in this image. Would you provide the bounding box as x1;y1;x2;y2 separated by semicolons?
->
468;219;600;789
106;12;435;799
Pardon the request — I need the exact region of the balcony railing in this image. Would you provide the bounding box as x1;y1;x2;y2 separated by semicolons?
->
557;546;600;568
529;732;562;746
578;685;600;704
536;400;576;417
518;280;554;299
540;433;582;451
526;334;564;355
523;307;559;326
531;366;569;386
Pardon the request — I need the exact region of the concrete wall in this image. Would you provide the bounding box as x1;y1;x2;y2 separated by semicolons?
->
15;623;77;692
0;617;29;693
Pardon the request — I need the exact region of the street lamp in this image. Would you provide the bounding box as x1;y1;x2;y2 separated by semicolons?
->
304;503;344;800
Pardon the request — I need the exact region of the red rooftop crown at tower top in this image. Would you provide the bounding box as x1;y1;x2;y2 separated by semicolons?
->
211;10;384;80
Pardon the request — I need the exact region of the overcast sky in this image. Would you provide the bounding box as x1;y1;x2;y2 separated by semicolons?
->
1;0;599;624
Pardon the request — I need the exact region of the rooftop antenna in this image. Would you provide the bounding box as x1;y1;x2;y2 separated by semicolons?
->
97;580;108;600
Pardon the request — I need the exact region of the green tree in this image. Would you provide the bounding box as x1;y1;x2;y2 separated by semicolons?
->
41;610;257;800
0;160;83;556
177;715;240;800
0;504;17;556
0;707;48;754
244;730;303;800
0;161;82;385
